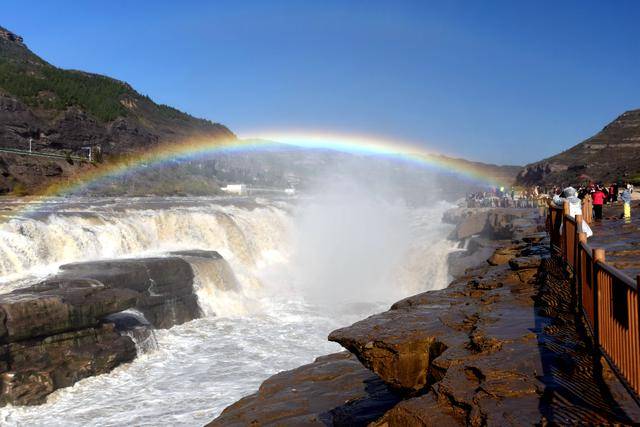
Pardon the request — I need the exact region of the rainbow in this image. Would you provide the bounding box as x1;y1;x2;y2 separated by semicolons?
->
5;132;512;217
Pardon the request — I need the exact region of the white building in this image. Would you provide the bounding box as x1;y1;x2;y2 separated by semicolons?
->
221;184;246;195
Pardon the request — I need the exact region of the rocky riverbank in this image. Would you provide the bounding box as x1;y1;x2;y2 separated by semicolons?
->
209;207;638;426
0;250;235;406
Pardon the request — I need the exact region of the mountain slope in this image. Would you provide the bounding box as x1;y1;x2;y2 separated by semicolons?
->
0;25;234;194
517;109;640;186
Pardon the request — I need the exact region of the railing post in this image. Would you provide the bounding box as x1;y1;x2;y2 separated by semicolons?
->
583;195;593;225
573;214;582;271
593;248;606;349
546;200;553;252
576;232;587;314
563;201;570;263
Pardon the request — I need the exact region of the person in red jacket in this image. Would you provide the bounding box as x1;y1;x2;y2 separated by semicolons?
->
608;184;616;204
591;184;607;220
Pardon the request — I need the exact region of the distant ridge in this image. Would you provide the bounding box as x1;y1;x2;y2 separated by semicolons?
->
517;109;640;186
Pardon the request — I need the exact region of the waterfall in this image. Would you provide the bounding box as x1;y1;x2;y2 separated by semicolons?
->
104;309;159;354
0;199;292;288
188;254;251;317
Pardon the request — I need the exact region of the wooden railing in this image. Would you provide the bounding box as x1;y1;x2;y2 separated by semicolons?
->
548;200;640;403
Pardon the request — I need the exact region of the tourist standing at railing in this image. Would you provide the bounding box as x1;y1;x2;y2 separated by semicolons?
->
553;186;593;236
591;184;607;220
621;188;632;223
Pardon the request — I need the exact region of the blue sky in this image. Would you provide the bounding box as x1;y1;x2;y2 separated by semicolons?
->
4;0;640;165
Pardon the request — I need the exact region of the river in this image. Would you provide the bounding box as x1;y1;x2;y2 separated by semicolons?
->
0;193;455;426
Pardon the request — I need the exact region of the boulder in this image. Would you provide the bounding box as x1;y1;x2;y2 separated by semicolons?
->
508;255;542;270
59;256;203;328
208;352;400;427
0;323;135;406
0;278;137;343
448;246;496;278
0;278;139;406
328;255;548;424
487;244;525;266
328;305;468;394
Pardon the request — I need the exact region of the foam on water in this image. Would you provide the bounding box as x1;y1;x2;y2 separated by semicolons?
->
0;198;290;289
0;196;455;426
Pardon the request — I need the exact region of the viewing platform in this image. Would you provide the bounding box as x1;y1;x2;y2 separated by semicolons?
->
589;201;640;278
548;197;640;416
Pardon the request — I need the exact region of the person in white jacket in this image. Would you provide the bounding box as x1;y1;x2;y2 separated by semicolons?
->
553;186;593;237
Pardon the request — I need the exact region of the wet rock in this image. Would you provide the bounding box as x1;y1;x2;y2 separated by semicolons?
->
329;306;467;394
453;211;489;240
208;352;401;427
326;250;551;422
487;246;520;266
104;309;158;353
448;245;496;278
370;392;462;426
169;250;223;260
0;278;137;343
0;323;135;406
442;208;485;226
59;256;203;328
0;278;138;406
486;209;535;240
508;255;542;270
0;250;235;407
523;232;547;244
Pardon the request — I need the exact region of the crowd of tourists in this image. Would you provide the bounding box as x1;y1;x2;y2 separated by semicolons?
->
466;181;635;223
465;186;543;208
551;182;634;222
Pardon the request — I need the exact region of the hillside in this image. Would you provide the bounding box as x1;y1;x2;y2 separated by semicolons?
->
0;25;234;194
517;109;640;187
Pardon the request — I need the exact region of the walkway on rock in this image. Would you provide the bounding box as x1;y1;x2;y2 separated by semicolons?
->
537;257;639;424
589;201;640;278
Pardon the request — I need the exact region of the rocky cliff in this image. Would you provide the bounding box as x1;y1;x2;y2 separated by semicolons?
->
0;25;234;194
210;208;639;425
517;109;640;187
